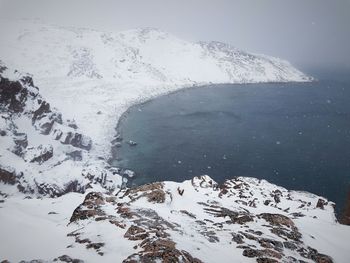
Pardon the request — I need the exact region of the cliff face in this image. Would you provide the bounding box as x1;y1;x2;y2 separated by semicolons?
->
0;61;121;196
340;189;350;225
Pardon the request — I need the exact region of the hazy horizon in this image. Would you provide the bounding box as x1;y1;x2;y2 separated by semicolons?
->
0;0;349;71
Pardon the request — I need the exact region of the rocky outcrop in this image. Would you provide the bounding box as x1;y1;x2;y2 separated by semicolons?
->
66;176;337;263
123;238;203;263
0;168;17;185
0;62;106;196
340;189;350;225
23;144;53;164
0;77;31;113
0;62;92;151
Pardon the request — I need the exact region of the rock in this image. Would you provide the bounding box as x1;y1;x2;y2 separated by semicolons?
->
86;242;105;250
180;210;196;219
0;168;17;185
243;248;262;258
12;132;28;156
256;258;279;263
231;233;244;244
0;77;28;112
66;119;78;129
32;101;63;135
60;131;92;150
123;238;203;263
316;198;326;210
177;187;184;196
23;144;53;164
259;213;295;228
124;225;149;240
53;255;84;263
124;182;166;203
340;189;350;225
66;150;83;161
70;192;105;222
146;189;166;203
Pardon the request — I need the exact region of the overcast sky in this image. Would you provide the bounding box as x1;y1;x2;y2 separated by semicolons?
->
0;0;349;70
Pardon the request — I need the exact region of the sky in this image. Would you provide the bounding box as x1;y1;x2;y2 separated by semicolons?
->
0;0;349;70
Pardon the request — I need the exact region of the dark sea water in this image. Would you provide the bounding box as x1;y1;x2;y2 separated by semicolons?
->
112;72;350;216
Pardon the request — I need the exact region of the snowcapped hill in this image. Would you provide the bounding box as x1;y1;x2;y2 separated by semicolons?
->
0;21;310;85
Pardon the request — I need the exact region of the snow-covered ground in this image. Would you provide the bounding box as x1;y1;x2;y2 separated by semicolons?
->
1;19;349;263
1;176;349;262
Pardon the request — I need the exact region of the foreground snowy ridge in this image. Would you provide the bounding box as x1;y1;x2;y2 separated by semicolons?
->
1;176;349;262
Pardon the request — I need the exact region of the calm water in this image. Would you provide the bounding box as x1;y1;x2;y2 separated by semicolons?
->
112;74;350;215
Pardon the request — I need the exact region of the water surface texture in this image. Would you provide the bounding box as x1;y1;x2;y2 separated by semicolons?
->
113;77;350;215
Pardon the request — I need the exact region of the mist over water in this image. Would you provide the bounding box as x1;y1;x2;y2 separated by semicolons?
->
113;71;350;216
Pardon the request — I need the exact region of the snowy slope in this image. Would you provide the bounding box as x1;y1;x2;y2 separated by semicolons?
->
1;176;349;262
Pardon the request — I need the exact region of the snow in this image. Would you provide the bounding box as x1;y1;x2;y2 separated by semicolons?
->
1;19;348;263
1;176;344;262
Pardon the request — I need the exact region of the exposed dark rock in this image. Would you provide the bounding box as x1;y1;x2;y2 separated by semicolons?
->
180;210;196;219
124;182;166;203
256;258;279;263
243;248;262;258
0;77;28;112
340;189;350;225
258;238;283;251
0;168;17;185
86;242;105;250
123;238;203;263
53;255;84;263
283;241;297;250
259;213;295;228
316;199;326;210
25;145;53;164
177;187;184;196
304;247;334;263
231;232;244;244
32;101;51;123
204;206;254;225
12;132;28;156
70;192;105;222
124;225;149;240
60;131;92;150
146;189;166;203
66;150;83;161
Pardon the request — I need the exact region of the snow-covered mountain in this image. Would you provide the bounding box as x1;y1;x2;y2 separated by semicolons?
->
2;20;349;263
0;20;310;85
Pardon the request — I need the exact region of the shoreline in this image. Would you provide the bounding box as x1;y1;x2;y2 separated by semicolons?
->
108;80;350;223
